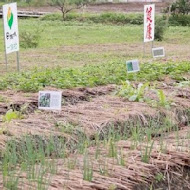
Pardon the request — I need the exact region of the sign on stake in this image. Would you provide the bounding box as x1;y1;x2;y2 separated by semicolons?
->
143;4;155;56
152;47;165;58
2;2;20;71
38;91;62;111
126;60;140;73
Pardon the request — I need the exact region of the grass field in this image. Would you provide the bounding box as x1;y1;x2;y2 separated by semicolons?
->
0;12;190;190
0;18;189;72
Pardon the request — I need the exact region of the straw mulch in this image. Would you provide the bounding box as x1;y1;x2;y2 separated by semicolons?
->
0;126;189;190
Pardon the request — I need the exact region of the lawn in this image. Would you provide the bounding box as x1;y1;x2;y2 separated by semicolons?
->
0;18;189;72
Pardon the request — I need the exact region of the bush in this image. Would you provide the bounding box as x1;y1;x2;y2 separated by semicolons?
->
41;13;62;21
171;0;190;15
155;18;167;41
41;12;144;25
169;15;190;26
20;26;44;49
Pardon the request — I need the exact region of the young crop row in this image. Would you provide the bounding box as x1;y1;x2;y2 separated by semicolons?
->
0;61;189;92
1;114;190;189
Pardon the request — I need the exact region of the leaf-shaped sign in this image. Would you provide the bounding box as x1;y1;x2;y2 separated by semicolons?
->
7;7;14;30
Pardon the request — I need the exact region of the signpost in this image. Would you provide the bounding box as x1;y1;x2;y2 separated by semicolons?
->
143;4;155;56
2;2;20;71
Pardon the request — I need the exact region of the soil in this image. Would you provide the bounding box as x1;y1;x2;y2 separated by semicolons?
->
19;2;168;14
0;78;190;189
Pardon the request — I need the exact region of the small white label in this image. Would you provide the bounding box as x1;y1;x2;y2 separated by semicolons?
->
152;47;165;58
126;60;140;73
38;91;62;110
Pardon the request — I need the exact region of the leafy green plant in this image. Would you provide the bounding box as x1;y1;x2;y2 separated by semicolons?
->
157;89;171;108
155;17;167;41
20;26;44;49
2;109;23;122
116;81;149;102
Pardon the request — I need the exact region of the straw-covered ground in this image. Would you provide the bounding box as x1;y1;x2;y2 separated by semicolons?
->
0;76;189;189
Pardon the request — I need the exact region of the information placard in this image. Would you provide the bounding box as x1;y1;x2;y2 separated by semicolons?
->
152;47;165;58
3;3;19;54
38;91;62;111
126;60;140;73
144;4;155;43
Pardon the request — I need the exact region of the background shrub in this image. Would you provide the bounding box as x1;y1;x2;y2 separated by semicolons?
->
155;17;167;41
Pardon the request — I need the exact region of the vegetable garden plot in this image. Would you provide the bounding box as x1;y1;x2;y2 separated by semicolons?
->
0;126;189;190
0;81;190;189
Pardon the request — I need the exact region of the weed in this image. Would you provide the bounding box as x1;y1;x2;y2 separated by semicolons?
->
83;152;93;182
2;109;23;122
141;140;154;163
116;81;149;102
157;89;171;108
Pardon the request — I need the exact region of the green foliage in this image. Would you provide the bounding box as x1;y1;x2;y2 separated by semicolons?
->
0;61;190;92
157;89;170;108
2;109;23;122
155;17;167;41
141;140;154;163
171;0;190;15
116;81;149;102
49;0;94;20
169;14;190;26
20;26;44;49
42;12;144;25
83;152;93;182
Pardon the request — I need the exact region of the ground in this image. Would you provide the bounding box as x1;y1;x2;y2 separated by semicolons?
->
19;2;168;13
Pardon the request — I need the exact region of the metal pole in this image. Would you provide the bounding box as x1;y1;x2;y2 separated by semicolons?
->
5;52;8;72
151;40;154;55
143;42;145;57
2;9;8;72
16;51;20;72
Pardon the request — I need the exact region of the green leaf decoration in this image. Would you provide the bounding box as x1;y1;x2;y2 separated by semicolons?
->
8;12;14;30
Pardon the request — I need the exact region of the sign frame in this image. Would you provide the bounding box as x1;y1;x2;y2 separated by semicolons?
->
38;91;62;111
152;47;165;58
126;60;140;73
144;4;155;43
2;2;20;71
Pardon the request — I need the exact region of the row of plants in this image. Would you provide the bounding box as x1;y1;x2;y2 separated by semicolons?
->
41;12;190;27
0;61;189;92
1;111;189;189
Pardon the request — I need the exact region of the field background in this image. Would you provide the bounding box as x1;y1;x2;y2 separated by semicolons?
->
0;2;190;190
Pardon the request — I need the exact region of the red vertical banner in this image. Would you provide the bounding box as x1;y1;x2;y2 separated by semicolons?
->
144;4;155;43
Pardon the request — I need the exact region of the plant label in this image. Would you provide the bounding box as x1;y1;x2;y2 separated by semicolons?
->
38;91;62;110
144;4;155;43
126;60;140;73
3;3;19;54
152;47;165;58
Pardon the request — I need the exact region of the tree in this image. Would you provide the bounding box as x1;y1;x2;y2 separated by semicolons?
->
49;0;93;20
167;0;190;15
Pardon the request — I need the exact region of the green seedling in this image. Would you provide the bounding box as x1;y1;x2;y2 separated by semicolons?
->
2;109;23;122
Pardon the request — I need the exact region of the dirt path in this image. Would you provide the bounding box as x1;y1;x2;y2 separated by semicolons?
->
19;2;168;13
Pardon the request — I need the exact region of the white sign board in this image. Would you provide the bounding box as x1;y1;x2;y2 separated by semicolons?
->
3;3;19;54
152;47;165;58
144;4;155;43
126;60;140;73
38;91;62;111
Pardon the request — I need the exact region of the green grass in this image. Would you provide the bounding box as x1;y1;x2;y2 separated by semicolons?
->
0;19;190;73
